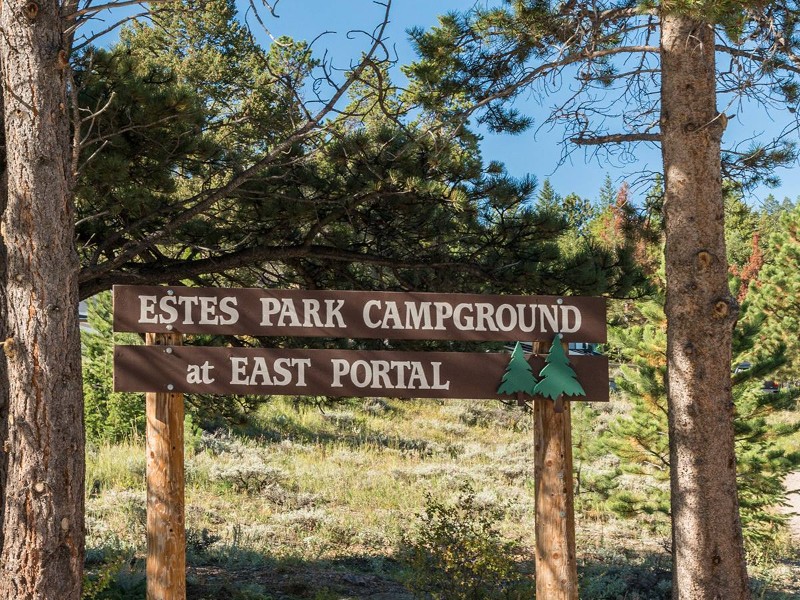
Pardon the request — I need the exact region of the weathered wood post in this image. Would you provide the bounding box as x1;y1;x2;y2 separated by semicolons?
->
145;332;186;600
533;340;578;600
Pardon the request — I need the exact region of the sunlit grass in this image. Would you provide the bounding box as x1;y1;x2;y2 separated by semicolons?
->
86;437;145;493
84;395;800;598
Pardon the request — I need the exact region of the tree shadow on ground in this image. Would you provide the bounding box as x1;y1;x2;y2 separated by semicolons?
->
85;550;413;600
187;553;412;600
577;547;800;600
85;543;800;600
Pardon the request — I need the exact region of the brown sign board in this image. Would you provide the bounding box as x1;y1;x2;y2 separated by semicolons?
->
114;346;609;402
113;286;606;342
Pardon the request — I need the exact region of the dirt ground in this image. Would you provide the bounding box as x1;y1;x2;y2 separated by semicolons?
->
786;471;800;541
187;562;414;600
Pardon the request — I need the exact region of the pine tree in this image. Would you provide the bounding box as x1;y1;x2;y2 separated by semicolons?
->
602;272;800;559
639;175;665;242
497;342;538;399
0;0;84;593
534;337;586;401
69;3;644;302
82;293;144;442
725;187;760;271
744;204;800;379
562;193;595;233
598;174;616;207
729;232;764;303
601;289;673;535
406;1;800;590
536;178;561;210
761;194;781;216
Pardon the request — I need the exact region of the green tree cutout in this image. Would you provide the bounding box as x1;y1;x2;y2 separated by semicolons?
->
534;336;586;411
497;342;538;401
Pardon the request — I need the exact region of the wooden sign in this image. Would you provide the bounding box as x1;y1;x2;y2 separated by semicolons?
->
111;285;608;600
114;346;609;402
113;285;606;342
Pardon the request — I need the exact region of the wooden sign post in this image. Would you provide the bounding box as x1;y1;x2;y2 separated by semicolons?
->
533;339;578;599
145;332;186;600
112;285;607;598
534;398;577;599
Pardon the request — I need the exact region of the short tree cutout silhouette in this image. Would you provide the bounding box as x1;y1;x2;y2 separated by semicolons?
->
497;341;538;399
534;336;586;409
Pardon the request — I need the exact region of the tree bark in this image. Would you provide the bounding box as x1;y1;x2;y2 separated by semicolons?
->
660;14;750;600
0;0;84;597
0;78;7;557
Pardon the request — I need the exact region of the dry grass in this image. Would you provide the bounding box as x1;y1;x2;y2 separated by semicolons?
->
84;396;800;599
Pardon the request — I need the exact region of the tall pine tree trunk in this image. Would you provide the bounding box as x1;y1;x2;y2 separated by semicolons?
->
0;0;84;596
660;14;750;599
0;79;7;558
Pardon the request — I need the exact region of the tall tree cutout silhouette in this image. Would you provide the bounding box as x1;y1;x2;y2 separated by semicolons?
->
534;336;586;411
497;342;538;403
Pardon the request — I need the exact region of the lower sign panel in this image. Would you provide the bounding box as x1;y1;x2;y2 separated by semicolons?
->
114;347;608;401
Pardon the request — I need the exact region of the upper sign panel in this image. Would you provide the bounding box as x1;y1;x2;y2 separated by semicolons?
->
113;285;607;342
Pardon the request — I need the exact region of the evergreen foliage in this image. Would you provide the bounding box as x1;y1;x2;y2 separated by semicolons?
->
601;271;800;558
536;178;561;210
585;192;800;557
406;9;800;586
66;0;645;302
562;192;596;233
82;293;144;442
601;285;672;534
643;175;665;232
598;175;616;207
757;194;796;241
724;188;760;271
745;204;800;380
406;2;798;187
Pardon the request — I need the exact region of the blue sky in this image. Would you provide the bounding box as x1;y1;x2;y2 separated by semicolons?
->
86;0;800;207
254;0;662;203
254;0;800;207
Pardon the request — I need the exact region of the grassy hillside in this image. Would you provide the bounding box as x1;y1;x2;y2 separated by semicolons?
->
84;396;800;599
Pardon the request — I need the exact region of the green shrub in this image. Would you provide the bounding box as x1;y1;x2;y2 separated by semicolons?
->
82;555;126;600
82;292;145;442
186;527;222;558
401;483;533;600
81;556;146;600
210;459;290;496
578;558;671;600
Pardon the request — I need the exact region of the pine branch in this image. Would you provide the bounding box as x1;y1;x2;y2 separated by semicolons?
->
714;44;800;76
467;45;660;117
81;0;395;283
78;243;484;299
65;0;167;20
572;132;661;145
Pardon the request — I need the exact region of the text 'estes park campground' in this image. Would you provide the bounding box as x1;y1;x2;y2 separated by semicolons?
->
135;293;583;333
